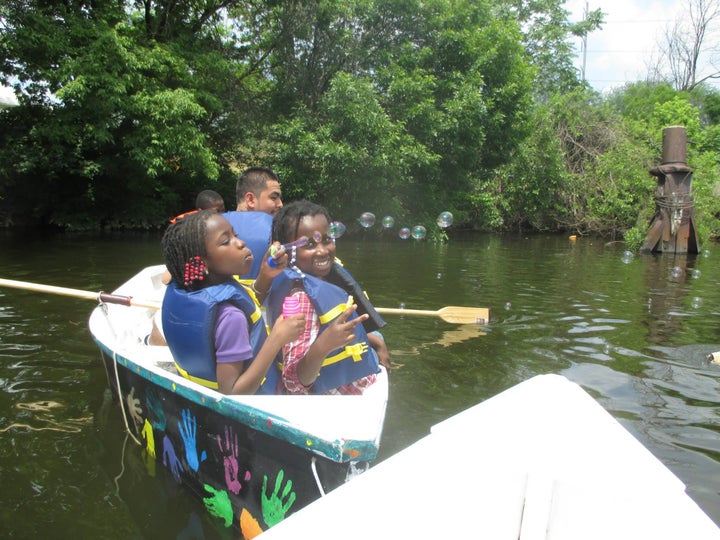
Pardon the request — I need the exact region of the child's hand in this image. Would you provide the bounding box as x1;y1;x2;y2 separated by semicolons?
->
254;243;288;300
262;242;288;277
368;332;391;372
272;313;305;344
322;306;368;351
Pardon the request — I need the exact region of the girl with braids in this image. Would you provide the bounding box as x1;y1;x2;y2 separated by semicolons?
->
267;200;391;395
161;210;304;395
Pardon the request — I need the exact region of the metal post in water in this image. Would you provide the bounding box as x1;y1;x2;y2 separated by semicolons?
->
640;126;701;254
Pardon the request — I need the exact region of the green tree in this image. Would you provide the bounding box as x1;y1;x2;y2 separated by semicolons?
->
271;0;534;230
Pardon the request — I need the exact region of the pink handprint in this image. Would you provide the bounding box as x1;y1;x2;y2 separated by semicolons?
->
216;425;245;494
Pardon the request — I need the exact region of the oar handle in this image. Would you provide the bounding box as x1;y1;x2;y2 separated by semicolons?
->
375;307;438;317
0;278;161;310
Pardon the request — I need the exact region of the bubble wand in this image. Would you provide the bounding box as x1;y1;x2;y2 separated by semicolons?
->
267;236;309;268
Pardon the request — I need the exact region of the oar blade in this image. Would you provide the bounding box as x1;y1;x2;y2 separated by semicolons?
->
437;306;490;325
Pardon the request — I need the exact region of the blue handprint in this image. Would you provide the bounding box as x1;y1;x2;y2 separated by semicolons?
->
162;435;183;482
179;408;206;472
145;387;167;431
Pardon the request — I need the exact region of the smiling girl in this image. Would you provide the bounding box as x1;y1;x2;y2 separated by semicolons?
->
161;210;304;394
268;200;390;395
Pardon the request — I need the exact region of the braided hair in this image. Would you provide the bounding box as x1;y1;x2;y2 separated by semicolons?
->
161;209;216;290
272;200;332;244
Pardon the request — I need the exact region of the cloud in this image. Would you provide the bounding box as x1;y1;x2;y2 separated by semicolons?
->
564;0;706;92
0;86;19;108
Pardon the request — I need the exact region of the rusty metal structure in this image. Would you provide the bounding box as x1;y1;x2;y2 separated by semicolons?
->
640;126;701;254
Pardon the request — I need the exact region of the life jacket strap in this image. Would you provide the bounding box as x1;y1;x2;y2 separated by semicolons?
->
322;341;369;367
318;301;348;325
174;362;219;389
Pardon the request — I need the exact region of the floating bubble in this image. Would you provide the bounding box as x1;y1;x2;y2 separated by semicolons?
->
382;215;395;228
398;227;411;240
691;269;701;279
436;211;453;228
436;273;442;279
399;302;406;309
691;296;702;309
358;212;376;228
621;251;634;264
671;266;683;279
411;225;427;240
504;302;512;310
328;221;346;239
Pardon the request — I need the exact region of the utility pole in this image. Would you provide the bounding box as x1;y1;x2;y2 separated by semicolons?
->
581;1;588;82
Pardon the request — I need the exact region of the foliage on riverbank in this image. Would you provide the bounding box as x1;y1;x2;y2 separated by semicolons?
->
1;1;718;244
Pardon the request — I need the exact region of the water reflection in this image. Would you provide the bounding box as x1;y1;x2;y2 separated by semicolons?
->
1;232;719;537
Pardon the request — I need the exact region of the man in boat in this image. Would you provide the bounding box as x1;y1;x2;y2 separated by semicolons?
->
223;167;284;280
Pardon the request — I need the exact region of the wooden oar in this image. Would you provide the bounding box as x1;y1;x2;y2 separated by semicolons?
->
0;278;161;310
0;277;490;324
375;306;490;325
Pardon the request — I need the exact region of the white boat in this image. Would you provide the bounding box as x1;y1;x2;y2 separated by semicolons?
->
88;265;388;538
259;374;720;539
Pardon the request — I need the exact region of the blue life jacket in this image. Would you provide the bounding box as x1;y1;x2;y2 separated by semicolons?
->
222;211;273;279
268;268;380;394
162;281;279;394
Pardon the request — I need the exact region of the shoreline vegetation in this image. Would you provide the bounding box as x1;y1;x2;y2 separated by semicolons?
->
1;1;718;249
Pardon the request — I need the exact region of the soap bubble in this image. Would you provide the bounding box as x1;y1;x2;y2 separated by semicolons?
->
621;251;634;264
436;273;442;279
411;225;427;240
436;211;453;228
399;303;406;309
328;221;346;239
691;269;701;279
671;266;683;279
382;215;395;228
398;227;411;240
358;212;376;228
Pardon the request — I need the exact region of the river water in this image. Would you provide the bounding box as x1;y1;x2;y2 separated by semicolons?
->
1;230;719;538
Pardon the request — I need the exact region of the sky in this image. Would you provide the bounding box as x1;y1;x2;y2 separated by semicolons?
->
565;0;719;93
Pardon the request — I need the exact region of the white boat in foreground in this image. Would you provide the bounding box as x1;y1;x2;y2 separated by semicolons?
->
260;373;720;539
88;265;388;537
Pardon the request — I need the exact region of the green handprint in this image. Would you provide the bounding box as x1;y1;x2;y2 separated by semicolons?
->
262;469;296;528
203;484;233;528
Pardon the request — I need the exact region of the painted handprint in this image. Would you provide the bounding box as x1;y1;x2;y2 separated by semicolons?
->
179;408;206;472
217;426;246;494
141;418;156;458
126;387;143;429
145;387;166;430
162;434;183;482
262;469;296;528
203;484;233;528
